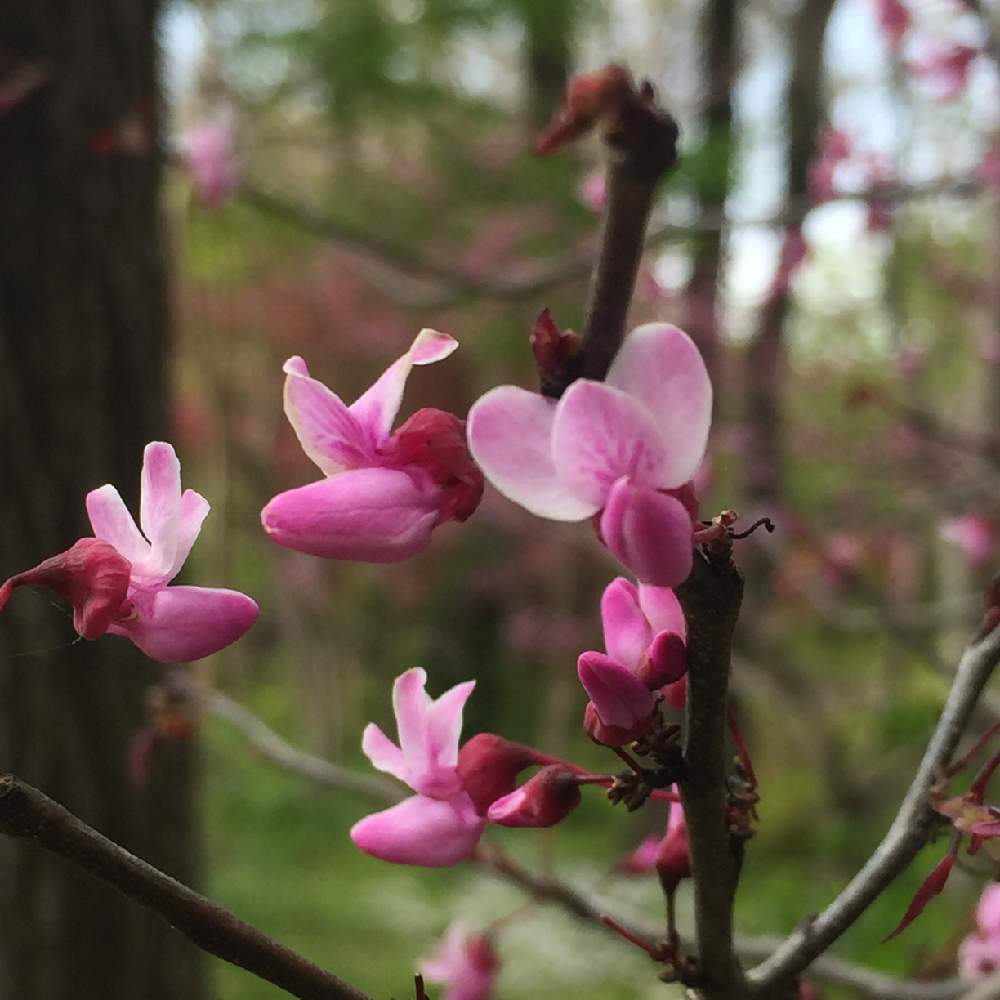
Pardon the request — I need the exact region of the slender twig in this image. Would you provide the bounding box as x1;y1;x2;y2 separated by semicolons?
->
748;620;1000;995
0;773;374;1000
207;689;405;804
675;543;748;998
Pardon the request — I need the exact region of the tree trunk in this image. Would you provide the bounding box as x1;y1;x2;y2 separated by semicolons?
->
743;0;836;509
0;6;203;999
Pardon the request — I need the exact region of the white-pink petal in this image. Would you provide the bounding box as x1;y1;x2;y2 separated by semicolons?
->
139;442;182;581
282;356;373;476
638;584;686;641
86;484;150;564
361;723;409;784
349;329;457;447
468;386;597;521
600;578;652;672
552;380;671;506
426;680;476;772
393;667;433;779
605;324;712;487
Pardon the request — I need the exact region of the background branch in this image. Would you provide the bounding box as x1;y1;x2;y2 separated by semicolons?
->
748;620;1000;995
0;774;374;1000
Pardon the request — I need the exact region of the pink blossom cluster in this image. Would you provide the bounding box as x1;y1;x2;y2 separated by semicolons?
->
420;923;499;1000
960;885;1000;980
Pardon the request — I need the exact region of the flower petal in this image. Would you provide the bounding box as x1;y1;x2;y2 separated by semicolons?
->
86;484;150;564
360;723;408;784
639;584;686;640
426;679;476;773
350;329;458;447
350;793;485;867
139;442;183;581
552;380;672;505
392;667;432;782
599;478;694;588
260;468;440;562
600;577;652;672
283;356;373;476
577;651;655;730
468;386;597;521
606;324;712;486
107;584;258;662
163;489;211;583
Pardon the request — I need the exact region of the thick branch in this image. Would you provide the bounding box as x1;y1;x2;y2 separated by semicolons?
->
676;544;748;998
0;774;374;1000
748;621;1000;995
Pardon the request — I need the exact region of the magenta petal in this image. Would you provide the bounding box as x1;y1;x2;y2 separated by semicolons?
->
605;324;712;486
107;585;258;662
261;468;440;562
349;329;458;447
360;723;408;784
350;793;485;867
552;380;672;505
467;386;597;521
600;478;693;588
638;584;686;640
283;356;373;475
426;679;477;772
600;577;652;672
165;489;211;583
577;651;655;729
978;885;1000;936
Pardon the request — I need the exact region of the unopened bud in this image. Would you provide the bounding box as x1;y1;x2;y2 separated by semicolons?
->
457;733;557;815
487;765;582;828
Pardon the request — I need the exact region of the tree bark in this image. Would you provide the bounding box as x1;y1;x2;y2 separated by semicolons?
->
0;5;203;999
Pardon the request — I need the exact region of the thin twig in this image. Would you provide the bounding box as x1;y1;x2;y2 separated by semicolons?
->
748;620;1000;995
0;773;374;1000
207;689;405;804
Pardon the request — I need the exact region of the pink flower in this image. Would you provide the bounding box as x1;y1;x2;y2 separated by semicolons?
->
874;0;910;52
262;329;484;563
578;577;687;745
656;795;691;893
183;120;238;208
420;923;498;1000
487;765;582;828
617;834;661;874
908;45;979;100
959;885;1000;980
468;324;711;587
0;443;259;662
940;514;995;567
351;668;487;866
578;169;607;213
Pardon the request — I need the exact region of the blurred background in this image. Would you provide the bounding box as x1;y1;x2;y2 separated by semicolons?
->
2;0;999;997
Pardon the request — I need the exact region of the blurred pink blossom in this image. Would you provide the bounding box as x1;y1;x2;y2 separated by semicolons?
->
0;442;258;662
940;514;996;567
980;149;1000;193
262;329;483;563
959;885;1000;980
979;333;1000;367
874;0;911;52
578;169;607;213
908;44;979;100
420;924;498;1000
183;120;238;208
469;324;711;587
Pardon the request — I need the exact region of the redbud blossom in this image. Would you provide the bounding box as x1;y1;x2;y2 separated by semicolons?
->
352;668;486;866
656;797;691;894
874;0;910;52
183;120;238;208
961;885;1000;980
908;44;979;101
469;324;711;587
0;443;258;662
487;765;582;828
940;514;995;568
262;329;484;563
420;923;498;1000
578;577;687;745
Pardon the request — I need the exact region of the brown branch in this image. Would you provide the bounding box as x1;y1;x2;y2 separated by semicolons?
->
747;620;1000;996
0;773;374;1000
675;542;748;998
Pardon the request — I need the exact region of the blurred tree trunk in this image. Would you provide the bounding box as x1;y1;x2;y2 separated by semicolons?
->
685;0;736;394
0;6;203;1000
743;0;835;511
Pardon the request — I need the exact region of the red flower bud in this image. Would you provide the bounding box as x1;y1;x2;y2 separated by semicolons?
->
457;733;558;815
487;765;582;828
636;630;687;689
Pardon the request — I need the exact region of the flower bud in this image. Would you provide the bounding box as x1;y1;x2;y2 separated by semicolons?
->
487;765;582;828
457;733;557;815
655;802;691;894
582;700;649;748
636;630;687;689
